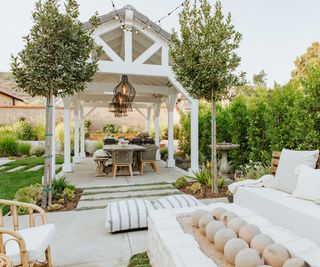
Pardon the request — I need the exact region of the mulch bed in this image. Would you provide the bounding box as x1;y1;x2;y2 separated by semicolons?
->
46;188;83;212
178;181;228;199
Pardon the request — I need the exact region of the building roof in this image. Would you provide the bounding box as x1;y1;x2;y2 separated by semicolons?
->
84;5;172;42
0;88;24;102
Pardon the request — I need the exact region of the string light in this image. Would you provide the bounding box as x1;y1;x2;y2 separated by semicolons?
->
110;0;186;33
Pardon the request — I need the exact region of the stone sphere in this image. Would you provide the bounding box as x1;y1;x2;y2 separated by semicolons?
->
227;217;246;236
214;228;237;252
235;248;264;267
199;213;214;234
211;207;227;220
239;224;261;244
205;220;225;243
250;234;274;256
191;209;209;227
283;258;308;267
220;211;238;225
263;243;291;267
224;238;249;264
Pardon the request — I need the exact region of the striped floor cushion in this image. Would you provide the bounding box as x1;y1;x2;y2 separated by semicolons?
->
105;199;155;233
152;194;203;209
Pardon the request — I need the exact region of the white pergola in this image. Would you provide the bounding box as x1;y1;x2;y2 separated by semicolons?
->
60;5;199;174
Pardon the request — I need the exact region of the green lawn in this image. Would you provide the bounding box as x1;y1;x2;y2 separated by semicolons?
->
0;156;63;200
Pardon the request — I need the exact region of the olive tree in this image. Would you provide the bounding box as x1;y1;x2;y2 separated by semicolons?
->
171;0;244;192
11;0;101;207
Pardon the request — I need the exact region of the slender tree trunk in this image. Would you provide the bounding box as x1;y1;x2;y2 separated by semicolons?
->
211;99;218;193
41;89;54;208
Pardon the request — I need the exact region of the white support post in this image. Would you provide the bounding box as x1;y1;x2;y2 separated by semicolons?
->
146;106;151;134
189;98;199;174
154;103;161;160
167;94;176;168
161;44;169;66
62;97;72;172
51;96;56;179
79;102;86;159
73;98;80;164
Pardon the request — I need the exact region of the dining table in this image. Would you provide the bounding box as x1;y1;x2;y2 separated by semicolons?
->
103;144;147;172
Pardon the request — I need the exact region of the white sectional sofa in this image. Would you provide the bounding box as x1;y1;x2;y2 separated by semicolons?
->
234;186;320;246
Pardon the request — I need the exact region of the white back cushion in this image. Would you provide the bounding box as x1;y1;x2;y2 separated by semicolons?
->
105;199;155;232
153;194;203;209
293;165;320;201
273;149;319;193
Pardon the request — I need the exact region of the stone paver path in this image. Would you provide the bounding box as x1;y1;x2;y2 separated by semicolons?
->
6;166;25;172
24;165;43;172
77;182;181;210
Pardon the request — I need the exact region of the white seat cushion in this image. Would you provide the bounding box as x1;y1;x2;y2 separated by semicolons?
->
293;165;320;201
3;224;56;266
105;199;155;232
234;186;320;245
273;149;319;193
152;194;203;209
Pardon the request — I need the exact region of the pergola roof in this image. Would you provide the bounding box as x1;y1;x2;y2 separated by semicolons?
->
80;5;191;109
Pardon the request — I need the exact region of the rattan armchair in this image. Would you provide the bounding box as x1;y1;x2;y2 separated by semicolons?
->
0;199;55;267
111;149;134;178
139;145;159;175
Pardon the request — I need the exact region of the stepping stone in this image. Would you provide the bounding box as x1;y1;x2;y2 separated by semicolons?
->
55;164;62;170
0;166;8;171
6;166;25;172
24;165;43;172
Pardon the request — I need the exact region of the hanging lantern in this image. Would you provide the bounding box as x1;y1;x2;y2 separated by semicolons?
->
109;75;136;117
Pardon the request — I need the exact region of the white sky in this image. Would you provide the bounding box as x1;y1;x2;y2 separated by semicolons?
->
1;0;320;86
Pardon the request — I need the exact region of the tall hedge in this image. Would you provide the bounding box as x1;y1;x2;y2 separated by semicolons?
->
179;65;320;169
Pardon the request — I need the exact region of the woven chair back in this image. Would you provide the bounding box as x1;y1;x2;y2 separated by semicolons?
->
140;145;159;161
112;149;133;165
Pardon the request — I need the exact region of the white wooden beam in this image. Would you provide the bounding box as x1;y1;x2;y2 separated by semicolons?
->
124;9;133;63
168;74;193;102
78;93;157;103
98;61;171;77
85;82;173;95
134;42;162;64
135;108;147;119
62;97;72;173
93;20;122;37
83;102;149;109
94;35;123;63
161;44;169;66
84;107;96;118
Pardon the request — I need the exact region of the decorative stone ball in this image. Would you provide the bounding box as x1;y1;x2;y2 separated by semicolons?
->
250;234;274;256
283;258;307;267
235;248;264;267
191;209;209;227
205;220;226;243
199;213;214;234
263;243;291;267
224;238;249;264
220;211;238;225
211;207;227;220
239;224;261;244
214;228;237;252
227;217;246;236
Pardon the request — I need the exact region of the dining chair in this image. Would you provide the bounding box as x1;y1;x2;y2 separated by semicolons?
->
131;138;143;145
111;149;134;178
139;145;159;175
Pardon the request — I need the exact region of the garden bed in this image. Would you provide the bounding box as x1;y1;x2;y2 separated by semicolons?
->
47;188;83;212
177;181;229;199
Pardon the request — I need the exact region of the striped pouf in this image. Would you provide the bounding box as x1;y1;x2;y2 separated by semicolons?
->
152;194;203;209
105;199;155;232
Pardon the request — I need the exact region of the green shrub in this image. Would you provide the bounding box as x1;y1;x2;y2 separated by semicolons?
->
94;141;103;152
52;176;75;200
103;123;118;134
63;187;75;200
217;177;225;189
0;125;15;138
128;252;151;267
0;136;18;157
174;177;188;189
84;119;91;138
30;145;45;156
189;182;201;193
15;184;43;213
160;147;168;160
34;123;46;140
17;142;31;155
14;120;36;141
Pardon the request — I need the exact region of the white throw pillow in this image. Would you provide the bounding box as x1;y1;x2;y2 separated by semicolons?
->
293;165;320;201
273;149;319;193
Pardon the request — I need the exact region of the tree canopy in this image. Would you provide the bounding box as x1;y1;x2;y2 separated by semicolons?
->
11;0;102;98
292;42;320;78
170;0;245;101
253;69;267;87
